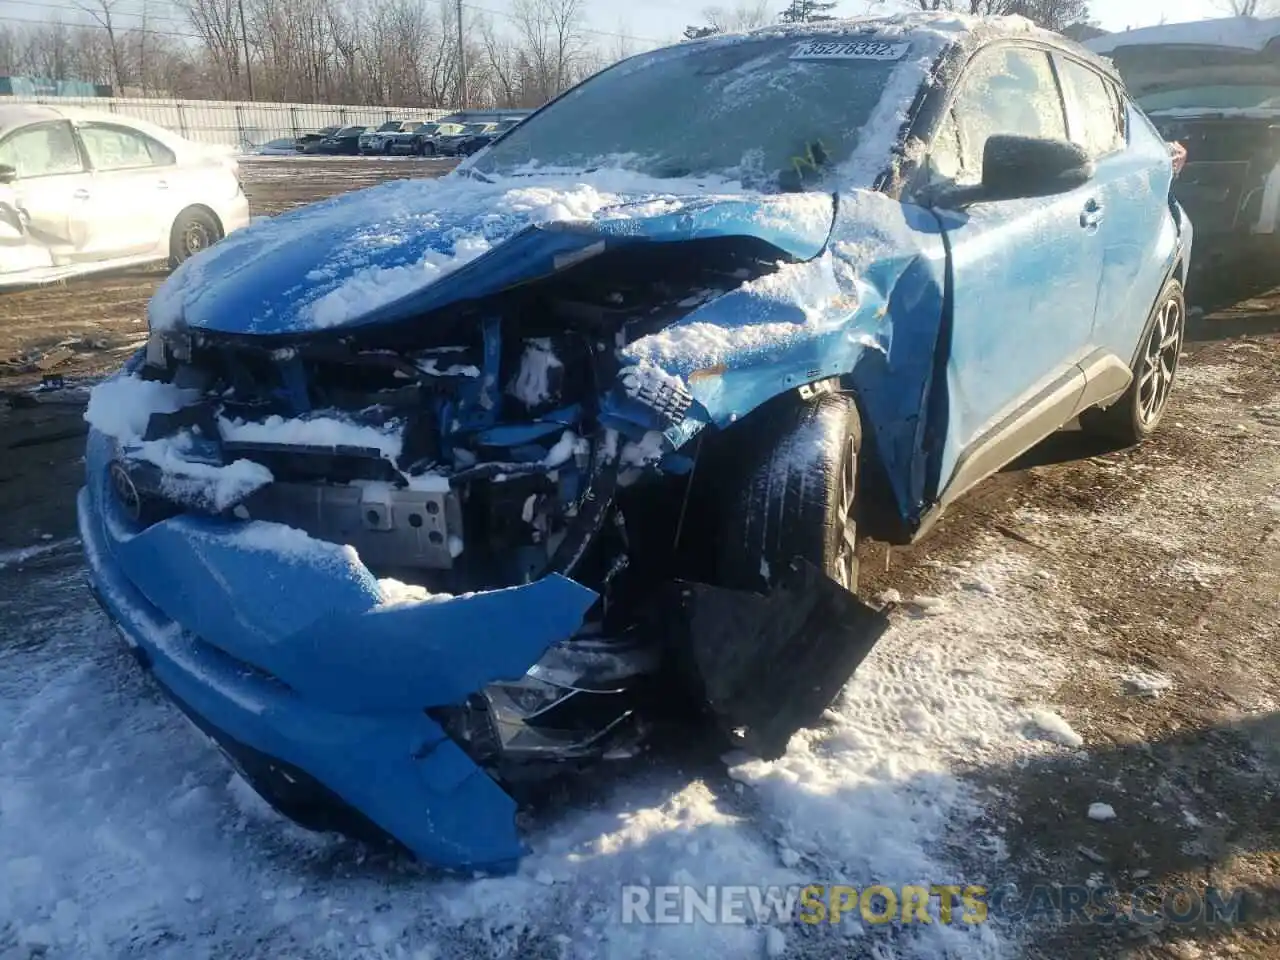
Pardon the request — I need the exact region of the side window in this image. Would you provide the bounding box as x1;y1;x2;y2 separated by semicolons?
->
0;121;85;178
78;124;175;171
945;46;1068;184
1057;58;1126;158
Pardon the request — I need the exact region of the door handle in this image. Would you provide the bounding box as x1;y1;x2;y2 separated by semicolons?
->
1080;199;1105;229
156;180;169;190
72;188;90;200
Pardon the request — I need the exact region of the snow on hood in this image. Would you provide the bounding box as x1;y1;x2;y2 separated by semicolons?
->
1087;16;1280;54
149;168;836;337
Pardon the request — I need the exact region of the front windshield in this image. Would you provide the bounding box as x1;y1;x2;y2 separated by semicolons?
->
317;126;338;136
1110;46;1280;112
473;35;907;185
377;121;402;132
416;123;439;134
437;123;464;136
337;126;363;136
461;123;491;135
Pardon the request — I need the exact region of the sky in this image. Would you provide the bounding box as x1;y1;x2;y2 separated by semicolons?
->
0;0;1243;55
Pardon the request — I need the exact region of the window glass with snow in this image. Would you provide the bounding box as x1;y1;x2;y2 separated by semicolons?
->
470;36;910;188
79;124;175;171
950;46;1068;184
1057;58;1126;159
0;121;84;178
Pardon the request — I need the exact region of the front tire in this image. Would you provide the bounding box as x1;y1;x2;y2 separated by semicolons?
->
1081;277;1185;444
717;393;862;594
168;207;222;268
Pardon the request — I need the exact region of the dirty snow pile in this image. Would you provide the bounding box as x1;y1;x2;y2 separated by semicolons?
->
0;531;1105;960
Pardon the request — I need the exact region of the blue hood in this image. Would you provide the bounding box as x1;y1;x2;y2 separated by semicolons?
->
151;171;836;337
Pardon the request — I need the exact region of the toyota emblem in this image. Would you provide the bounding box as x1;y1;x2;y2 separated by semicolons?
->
109;461;143;521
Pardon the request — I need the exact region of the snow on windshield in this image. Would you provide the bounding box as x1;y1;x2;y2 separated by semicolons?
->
474;33;931;188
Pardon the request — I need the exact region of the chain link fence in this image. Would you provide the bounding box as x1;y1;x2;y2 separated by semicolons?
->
0;96;453;151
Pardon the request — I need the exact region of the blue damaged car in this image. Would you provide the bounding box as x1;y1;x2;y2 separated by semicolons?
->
79;13;1191;871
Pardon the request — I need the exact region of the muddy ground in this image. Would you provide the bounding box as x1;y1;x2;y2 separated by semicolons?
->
0;157;1277;959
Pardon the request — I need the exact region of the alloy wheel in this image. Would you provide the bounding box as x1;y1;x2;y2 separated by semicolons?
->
183;222;210;257
1137;295;1184;426
833;434;858;590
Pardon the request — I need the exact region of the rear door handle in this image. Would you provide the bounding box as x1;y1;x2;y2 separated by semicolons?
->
72;188;90;200
1080;199;1105;229
156;180;169;190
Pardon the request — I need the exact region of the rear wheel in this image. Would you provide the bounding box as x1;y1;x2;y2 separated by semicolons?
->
1081;277;1185;444
168;207;222;268
716;393;861;594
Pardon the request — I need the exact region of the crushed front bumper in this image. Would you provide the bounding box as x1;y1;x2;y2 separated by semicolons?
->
78;427;597;871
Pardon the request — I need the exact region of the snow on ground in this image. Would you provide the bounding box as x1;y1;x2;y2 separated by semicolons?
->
0;533;1094;959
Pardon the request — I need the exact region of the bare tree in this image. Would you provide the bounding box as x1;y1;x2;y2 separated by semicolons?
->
1211;0;1277;14
684;1;773;38
510;0;589;102
74;0;128;91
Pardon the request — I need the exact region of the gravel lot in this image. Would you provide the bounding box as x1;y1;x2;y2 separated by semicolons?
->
0;156;1277;960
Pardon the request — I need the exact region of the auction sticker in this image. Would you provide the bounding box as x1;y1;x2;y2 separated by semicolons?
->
790;39;910;61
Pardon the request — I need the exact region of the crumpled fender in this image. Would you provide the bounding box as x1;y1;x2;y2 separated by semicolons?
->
625;190;949;527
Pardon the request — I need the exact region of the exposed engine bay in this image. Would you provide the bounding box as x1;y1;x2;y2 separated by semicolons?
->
105;237;890;784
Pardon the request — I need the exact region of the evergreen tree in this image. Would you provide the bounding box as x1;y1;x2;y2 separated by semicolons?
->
779;0;840;23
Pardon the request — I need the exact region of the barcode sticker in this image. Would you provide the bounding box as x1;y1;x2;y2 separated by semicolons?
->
790;39;910;61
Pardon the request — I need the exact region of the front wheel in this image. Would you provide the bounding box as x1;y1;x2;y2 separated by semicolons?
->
716;393;862;594
1081;277;1185;445
168;207;222;268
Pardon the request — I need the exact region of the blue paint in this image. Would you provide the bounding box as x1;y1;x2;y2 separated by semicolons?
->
87;21;1191;872
81;427;597;868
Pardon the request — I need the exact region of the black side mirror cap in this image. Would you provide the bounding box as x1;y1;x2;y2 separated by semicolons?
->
980;134;1094;202
0;164;16;185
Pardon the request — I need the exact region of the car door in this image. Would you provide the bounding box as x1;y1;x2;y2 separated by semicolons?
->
75;121;175;259
1055;54;1170;359
921;43;1101;502
0;119;93;271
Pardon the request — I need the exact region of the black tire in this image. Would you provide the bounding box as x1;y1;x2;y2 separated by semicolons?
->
717;393;862;594
168;207;222;269
1080;276;1185;445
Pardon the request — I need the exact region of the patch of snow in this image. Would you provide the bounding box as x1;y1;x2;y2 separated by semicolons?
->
620;430;668;467
1028;709;1084;748
543;430;587;468
764;926;787;958
1087;802;1117;822
223;520;362;570
376;578;453;607
507;339;563;407
1123;670;1173;698
133;435;273;512
219;414;404;462
0;538;79;570
84;374;199;444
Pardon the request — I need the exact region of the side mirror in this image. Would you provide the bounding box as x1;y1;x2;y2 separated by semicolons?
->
0;164;16;184
980;134;1093;202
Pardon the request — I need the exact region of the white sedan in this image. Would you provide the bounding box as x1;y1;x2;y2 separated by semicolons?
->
0;104;250;287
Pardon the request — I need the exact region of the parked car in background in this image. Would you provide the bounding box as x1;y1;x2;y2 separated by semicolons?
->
387;121;440;154
358;120;411;155
295;125;338;153
255;137;299;156
82;15;1190;871
416;121;466;155
434;122;496;156
1088;17;1280;274
0;105;248;286
455;118;522;157
313;125;367;155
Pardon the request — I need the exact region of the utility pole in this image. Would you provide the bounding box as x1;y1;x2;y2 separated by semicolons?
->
456;0;467;109
238;0;254;100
